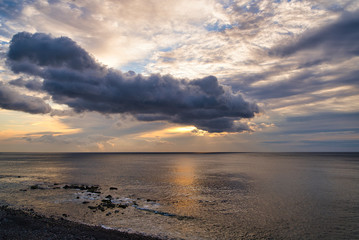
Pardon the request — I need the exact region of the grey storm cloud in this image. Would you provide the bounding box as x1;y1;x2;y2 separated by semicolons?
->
272;11;359;57
9;77;43;91
5;32;259;133
0;82;51;114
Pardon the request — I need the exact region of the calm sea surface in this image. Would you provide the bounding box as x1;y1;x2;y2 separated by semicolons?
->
0;152;358;239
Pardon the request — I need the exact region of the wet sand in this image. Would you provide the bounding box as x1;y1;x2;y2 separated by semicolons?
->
0;205;161;240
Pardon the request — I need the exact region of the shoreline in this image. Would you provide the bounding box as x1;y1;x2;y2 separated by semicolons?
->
0;205;162;240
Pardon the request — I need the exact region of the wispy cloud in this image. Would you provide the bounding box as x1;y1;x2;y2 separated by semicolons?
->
271;10;359;58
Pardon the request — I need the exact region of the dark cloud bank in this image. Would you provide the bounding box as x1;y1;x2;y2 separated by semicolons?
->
3;32;259;133
0;82;51;114
272;11;359;58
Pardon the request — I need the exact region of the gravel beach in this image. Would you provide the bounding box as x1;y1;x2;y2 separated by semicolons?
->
0;205;161;240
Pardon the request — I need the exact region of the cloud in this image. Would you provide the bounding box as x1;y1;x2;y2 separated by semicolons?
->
9;77;43;91
7;32;101;73
0;0;228;67
256;111;359;151
220;9;359;117
0;82;51;114
272;11;359;58
147;0;342;80
5;32;259;133
0;0;33;19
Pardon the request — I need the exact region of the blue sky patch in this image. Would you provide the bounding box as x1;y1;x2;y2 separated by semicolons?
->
206;22;233;32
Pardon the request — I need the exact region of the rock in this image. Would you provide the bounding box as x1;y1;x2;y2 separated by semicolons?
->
101;200;116;208
109;187;118;190
63;184;72;189
62;214;68;217
98;206;105;212
82;201;89;204
87;197;130;212
118;204;128;209
86;186;100;193
106;212;111;216
63;184;100;193
30;185;40;190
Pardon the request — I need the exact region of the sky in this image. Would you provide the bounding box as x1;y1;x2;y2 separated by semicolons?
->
0;0;358;152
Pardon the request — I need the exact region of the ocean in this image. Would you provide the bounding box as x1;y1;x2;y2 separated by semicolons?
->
0;152;358;239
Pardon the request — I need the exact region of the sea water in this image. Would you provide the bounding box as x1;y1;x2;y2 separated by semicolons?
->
0;152;358;239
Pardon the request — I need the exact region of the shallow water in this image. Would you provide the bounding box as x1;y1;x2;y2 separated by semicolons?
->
0;152;358;239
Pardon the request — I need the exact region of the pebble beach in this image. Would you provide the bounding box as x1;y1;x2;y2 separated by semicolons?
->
0;205;161;240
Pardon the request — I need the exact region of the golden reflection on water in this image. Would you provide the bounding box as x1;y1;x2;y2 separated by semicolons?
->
29;160;69;181
170;157;201;216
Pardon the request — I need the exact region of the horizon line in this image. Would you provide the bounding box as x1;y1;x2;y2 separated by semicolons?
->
0;151;358;154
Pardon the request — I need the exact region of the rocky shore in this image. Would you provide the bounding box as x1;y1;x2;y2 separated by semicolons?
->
0;205;161;240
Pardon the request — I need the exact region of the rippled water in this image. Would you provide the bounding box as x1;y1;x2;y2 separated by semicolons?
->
0;152;358;239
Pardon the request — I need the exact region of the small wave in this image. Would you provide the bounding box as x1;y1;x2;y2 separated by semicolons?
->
100;224;114;230
134;206;194;220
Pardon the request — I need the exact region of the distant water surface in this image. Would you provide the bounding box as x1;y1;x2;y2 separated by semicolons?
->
0;152;358;239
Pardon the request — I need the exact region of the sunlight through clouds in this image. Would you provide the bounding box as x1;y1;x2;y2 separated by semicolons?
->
0;0;358;151
0;109;81;143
